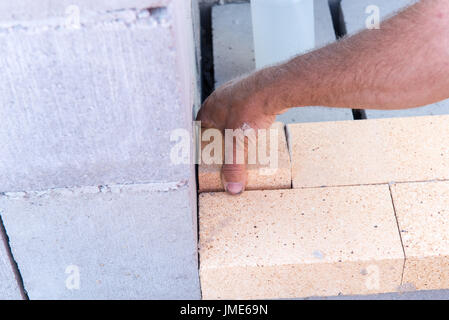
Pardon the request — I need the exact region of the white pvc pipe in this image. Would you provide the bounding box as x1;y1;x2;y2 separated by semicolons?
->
251;0;315;69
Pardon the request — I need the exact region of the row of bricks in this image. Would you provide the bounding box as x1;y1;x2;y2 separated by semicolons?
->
199;181;449;299
198;115;449;299
199;115;449;192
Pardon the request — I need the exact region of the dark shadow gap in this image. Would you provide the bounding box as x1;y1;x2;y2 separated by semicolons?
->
352;109;367;120
199;3;216;102
328;0;347;38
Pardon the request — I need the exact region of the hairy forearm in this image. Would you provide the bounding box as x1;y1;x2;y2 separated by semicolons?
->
256;0;449;114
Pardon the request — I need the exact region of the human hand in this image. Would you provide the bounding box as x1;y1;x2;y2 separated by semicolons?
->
196;74;279;195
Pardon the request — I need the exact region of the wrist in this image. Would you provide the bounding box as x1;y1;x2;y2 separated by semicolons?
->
253;60;316;115
250;66;291;115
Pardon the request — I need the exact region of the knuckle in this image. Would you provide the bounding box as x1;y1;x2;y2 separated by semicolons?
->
222;164;246;175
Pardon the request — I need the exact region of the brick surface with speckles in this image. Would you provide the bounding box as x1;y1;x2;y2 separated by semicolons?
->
199;185;404;299
288;115;449;189
391;181;449;291
198;122;291;193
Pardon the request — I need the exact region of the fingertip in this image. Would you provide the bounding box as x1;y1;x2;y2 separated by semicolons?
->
222;164;247;195
224;182;244;195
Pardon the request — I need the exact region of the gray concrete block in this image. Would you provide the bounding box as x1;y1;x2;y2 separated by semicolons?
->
0;0;170;22
0;230;22;299
212;3;255;88
0;10;194;192
0;0;200;300
212;2;353;123
0;182;200;299
341;0;449;120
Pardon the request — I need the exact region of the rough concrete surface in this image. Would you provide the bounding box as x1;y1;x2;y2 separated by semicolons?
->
0;9;193;192
0;0;170;22
341;0;449;119
212;2;353;123
0;182;200;299
0;0;201;300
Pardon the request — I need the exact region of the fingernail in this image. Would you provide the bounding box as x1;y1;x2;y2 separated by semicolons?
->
225;183;244;195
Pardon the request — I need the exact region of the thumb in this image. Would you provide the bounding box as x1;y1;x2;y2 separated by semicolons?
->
222;129;249;195
222;163;247;195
